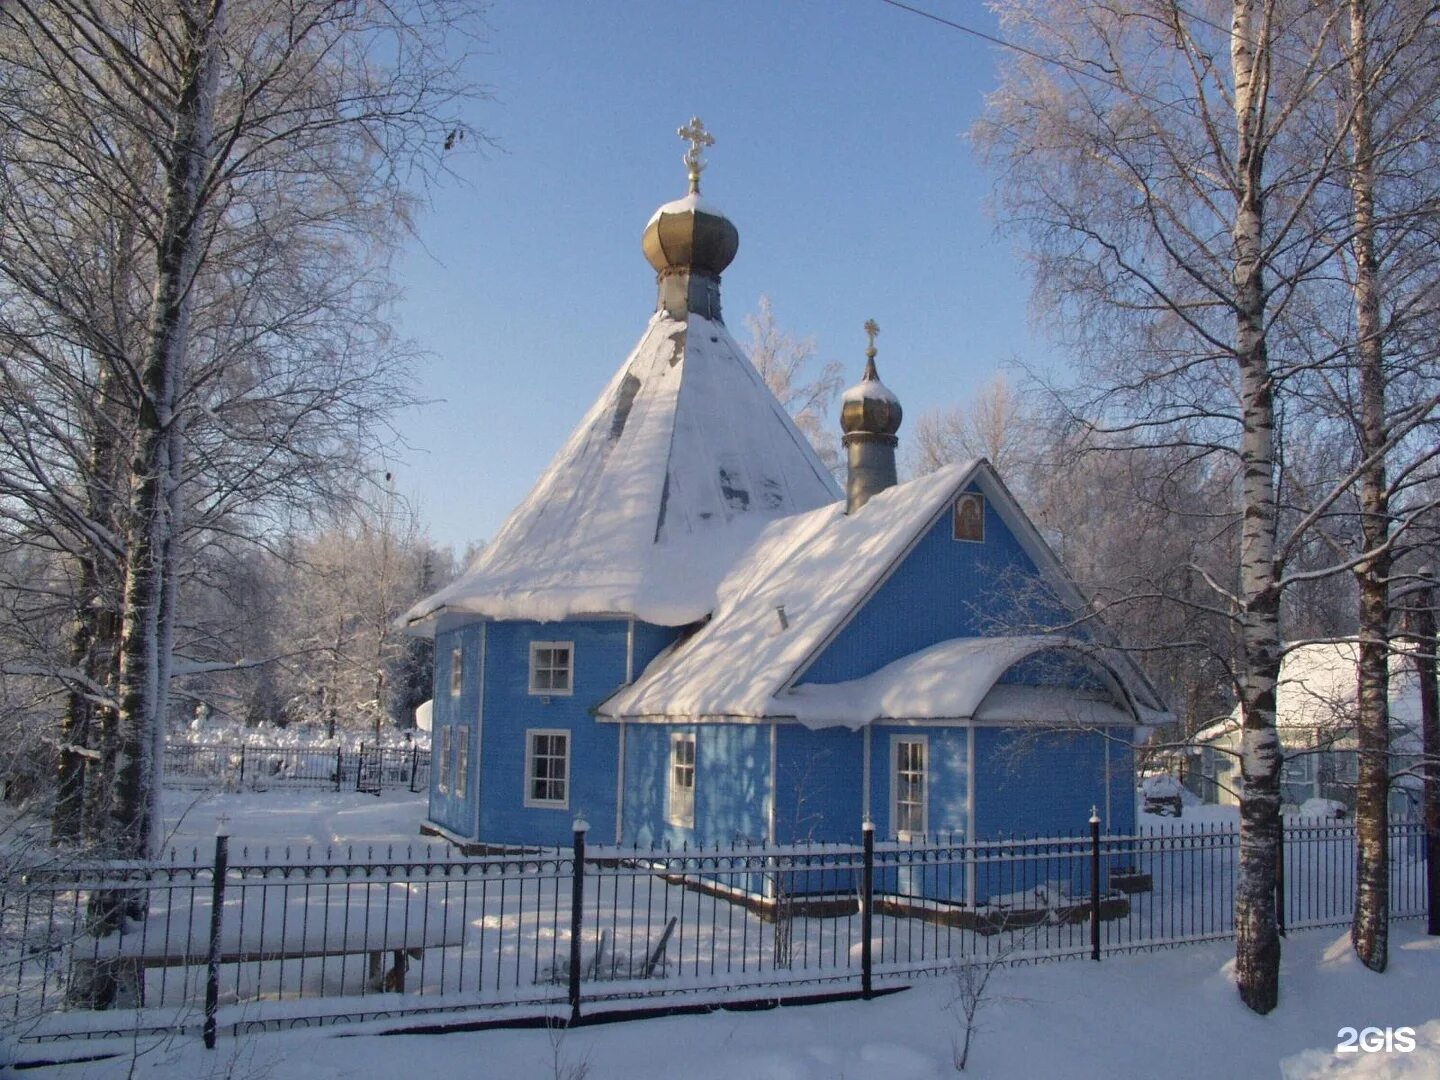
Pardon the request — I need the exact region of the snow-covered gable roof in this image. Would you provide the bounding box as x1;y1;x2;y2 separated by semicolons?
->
1197;641;1427;750
600;460;1166;723
404;312;840;630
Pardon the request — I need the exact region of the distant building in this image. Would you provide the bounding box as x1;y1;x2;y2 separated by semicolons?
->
403;123;1166;902
1192;642;1424;816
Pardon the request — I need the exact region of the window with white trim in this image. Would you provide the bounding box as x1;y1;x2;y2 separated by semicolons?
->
667;732;696;827
892;736;927;838
529;642;573;695
449;646;463;697
524;729;570;808
1282;751;1315;785
456;726;470;798
438;726;452;795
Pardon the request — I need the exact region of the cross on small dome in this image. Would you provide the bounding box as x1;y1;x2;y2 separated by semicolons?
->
678;117;715;194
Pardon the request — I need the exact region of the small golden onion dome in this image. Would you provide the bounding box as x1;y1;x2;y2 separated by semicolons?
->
840;321;902;438
642;193;739;277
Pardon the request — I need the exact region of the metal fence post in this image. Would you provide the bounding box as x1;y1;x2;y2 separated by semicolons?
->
861;819;874;999
237;746;245;791
203;825;230;1049
1089;807;1101;962
569;818;588;1025
335;747;343;792
410;744;420;793
355;743;364;792
1275;820;1286;936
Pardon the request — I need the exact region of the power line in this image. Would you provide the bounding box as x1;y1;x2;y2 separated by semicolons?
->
877;0;1311;117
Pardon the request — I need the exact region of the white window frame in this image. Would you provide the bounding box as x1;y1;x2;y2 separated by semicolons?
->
891;735;928;840
456;726;470;798
528;641;574;696
667;732;697;828
438;725;452;795
449;646;463;698
1282;750;1315;785
524;728;570;809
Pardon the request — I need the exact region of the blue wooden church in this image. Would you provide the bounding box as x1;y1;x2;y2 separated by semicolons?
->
403;121;1166;866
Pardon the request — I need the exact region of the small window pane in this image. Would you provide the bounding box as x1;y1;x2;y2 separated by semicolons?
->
526;730;569;807
894;738;926;838
530;643;574;695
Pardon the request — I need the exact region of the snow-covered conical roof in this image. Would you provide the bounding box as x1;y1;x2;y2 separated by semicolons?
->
404;310;842;631
406;125;842;632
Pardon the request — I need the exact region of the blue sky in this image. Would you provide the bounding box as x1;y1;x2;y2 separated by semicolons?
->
392;1;1050;552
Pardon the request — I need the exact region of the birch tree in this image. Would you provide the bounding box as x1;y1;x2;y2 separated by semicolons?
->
0;0;482;856
976;0;1349;1013
1322;0;1440;971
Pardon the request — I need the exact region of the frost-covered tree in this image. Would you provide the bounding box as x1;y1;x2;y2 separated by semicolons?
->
976;0;1350;1013
743;296;844;475
268;485;447;740
0;0;485;857
905;375;1030;482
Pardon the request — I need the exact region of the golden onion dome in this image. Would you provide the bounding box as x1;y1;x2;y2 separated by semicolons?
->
642;117;739;278
642;192;739;277
841;320;902;438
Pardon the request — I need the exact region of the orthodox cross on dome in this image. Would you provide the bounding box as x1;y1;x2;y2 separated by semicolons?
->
678;116;715;194
864;319;880;360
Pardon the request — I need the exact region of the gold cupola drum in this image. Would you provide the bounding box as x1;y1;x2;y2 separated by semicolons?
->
840;319;903;513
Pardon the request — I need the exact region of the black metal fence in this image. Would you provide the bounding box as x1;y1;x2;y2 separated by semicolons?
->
163;744;430;794
1;819;1428;1045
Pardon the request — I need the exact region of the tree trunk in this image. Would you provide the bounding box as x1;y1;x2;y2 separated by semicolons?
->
54;574;96;845
1231;0;1283;1015
112;0;222;861
57;353;126;845
1405;580;1437;935
1346;0;1391;973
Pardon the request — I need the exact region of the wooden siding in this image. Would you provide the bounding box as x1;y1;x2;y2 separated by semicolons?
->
973;726;1109;839
773;725;865;844
428;624;482;837
800;484;1066;687
623;722;770;847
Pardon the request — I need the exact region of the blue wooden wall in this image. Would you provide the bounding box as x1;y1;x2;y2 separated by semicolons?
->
428;623;481;837
427;617;679;847
801;484;1065;686
974;726;1107;839
773;725;863;843
622;722;770;848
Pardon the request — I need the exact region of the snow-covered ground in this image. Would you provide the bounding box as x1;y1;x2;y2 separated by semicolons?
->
7;791;1438;1076
13;921;1439;1079
159;788;428;857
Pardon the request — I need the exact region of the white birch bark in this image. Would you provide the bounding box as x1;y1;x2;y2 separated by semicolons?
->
1344;0;1392;974
1229;0;1284;1015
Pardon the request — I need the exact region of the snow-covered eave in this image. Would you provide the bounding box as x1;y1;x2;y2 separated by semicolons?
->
602;634;1152;730
768;462;985;697
595;711;1137;729
402;601;694;639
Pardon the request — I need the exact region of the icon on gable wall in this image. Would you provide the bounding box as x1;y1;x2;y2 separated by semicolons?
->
953;493;985;543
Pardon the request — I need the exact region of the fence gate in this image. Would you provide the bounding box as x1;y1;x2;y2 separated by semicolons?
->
355;745;383;795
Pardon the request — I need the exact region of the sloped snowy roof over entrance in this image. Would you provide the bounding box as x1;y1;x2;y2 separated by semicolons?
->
404;312;840;630
782;637;1140;730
